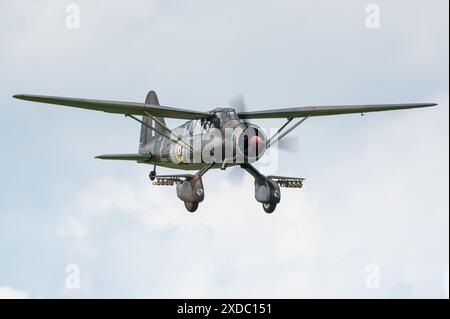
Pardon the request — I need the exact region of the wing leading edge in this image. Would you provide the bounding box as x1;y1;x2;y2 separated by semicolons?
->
237;103;437;119
13;94;213;120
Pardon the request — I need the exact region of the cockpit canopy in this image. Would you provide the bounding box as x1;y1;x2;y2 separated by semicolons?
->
212;108;239;127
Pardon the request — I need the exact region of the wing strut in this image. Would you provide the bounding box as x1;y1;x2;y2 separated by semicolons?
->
266;116;309;149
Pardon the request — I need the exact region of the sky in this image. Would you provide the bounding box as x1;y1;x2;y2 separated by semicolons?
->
0;0;448;298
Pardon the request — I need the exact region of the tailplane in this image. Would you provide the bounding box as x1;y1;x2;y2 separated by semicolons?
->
95;153;152;162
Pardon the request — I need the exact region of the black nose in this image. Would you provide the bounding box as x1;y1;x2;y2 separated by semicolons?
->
235;125;266;162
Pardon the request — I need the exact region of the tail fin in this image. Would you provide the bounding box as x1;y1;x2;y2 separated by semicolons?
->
139;90;166;153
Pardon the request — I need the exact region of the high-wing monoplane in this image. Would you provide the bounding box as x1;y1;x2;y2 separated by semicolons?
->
13;91;436;213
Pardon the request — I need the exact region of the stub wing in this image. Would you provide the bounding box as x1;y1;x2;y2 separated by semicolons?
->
268;175;305;188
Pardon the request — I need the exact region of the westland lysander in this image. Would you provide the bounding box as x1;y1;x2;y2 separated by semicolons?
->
13;91;436;213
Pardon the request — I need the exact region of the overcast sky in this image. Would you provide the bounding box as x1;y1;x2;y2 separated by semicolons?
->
0;0;448;298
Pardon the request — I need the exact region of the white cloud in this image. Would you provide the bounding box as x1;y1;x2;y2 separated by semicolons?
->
0;286;30;299
58;174;322;297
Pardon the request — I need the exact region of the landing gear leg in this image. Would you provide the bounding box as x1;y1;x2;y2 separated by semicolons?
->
178;162;215;213
149;165;157;181
240;164;281;214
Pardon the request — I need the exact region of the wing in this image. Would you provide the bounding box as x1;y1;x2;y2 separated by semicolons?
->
13;94;213;120
95;154;152;162
238;103;437;119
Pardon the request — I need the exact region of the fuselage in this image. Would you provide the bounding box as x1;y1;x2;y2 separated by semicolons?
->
141;108;266;170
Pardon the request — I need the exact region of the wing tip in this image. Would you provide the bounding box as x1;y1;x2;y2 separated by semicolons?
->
95;154;117;160
419;102;438;109
418;103;438;107
13;94;36;101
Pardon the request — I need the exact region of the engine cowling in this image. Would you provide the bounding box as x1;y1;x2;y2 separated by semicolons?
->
233;124;267;163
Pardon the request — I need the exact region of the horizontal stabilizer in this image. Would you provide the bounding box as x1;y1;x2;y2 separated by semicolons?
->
95;154;152;162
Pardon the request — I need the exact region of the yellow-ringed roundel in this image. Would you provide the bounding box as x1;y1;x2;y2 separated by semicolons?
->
174;144;184;163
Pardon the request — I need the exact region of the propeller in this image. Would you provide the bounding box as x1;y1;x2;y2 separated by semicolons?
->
227;94;249;184
270;135;300;153
228;93;247;113
227;136;300;185
229;93;300;152
226;94;300;185
228;94;250;126
226;164;246;185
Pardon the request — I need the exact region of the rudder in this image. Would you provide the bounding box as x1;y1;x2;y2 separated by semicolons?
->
139;90;166;153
